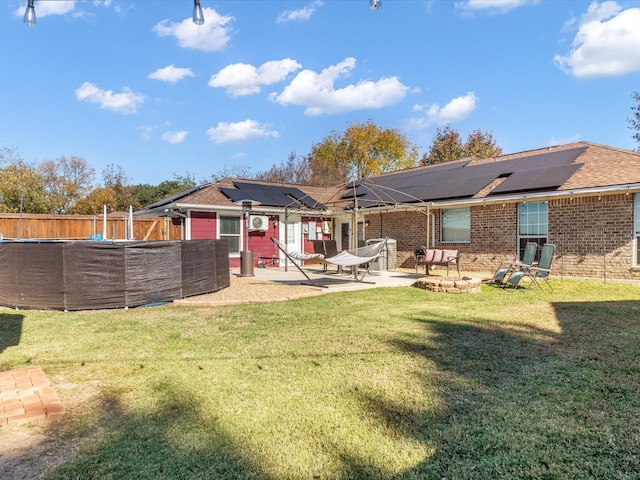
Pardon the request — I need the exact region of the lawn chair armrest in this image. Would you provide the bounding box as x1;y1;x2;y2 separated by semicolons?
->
528;266;550;274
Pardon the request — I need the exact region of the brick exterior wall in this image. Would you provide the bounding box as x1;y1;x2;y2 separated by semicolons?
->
364;210;428;269
364;193;640;280
549;194;637;280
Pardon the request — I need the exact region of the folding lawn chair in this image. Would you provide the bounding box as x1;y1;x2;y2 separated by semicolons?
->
487;242;537;287
504;243;556;290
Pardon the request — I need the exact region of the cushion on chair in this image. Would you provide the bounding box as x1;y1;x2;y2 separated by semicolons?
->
442;249;458;264
424;249;438;263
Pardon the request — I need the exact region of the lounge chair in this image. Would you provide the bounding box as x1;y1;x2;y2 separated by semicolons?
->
311;240;328;272
271;237;387;287
504;243;556;290
322;239;341;273
487;242;537;286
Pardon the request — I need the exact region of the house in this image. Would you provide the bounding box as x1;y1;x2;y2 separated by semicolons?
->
138;141;640;280
138;178;344;269
352;141;640;280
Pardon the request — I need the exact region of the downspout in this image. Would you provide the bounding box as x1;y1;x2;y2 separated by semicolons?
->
428;208;436;250
284;207;289;272
425;205;430;249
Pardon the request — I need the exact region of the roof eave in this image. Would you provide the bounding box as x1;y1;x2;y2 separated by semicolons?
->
429;183;640;208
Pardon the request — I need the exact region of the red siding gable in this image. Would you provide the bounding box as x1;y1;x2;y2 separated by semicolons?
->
191;212;216;239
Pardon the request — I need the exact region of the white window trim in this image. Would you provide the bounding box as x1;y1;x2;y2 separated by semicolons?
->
517;201;548;260
441;207;471;243
218;212;242;256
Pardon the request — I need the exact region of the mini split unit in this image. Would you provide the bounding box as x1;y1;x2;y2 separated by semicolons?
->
249;215;269;231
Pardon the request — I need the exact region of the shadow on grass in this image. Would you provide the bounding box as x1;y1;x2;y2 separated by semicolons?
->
45;380;268;480
0;313;23;356
8;298;640;479
353;300;640;479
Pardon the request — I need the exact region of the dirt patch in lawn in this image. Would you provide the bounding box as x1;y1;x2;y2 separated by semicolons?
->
174;275;322;306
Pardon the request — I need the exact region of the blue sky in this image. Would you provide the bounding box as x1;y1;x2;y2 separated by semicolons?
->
1;0;640;186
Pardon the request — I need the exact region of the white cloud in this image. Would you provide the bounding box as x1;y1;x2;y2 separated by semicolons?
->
206;120;280;144
161;131;189;144
75;82;144;114
208;59;301;96
455;0;535;14
410;92;477;127
554;1;640;77
277;1;324;23
149;65;195;83
152;8;234;53
15;0;76;18
15;1;120;19
270;57;409;116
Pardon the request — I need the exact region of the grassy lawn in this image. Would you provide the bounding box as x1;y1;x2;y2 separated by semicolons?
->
1;279;640;479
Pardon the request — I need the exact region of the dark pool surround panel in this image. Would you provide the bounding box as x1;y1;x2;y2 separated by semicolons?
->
0;240;230;311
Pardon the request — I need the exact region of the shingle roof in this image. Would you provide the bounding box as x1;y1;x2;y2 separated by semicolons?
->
345;141;640;208
142;177;343;214
140;142;640;214
468;141;640;190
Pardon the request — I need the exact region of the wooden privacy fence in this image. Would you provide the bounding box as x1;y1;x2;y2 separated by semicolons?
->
0;213;183;241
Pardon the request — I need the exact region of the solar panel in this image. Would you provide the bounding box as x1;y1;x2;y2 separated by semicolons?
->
289;192;326;209
344;146;587;206
490;163;583;194
223;146;588;209
219;182;324;209
219;187;251;203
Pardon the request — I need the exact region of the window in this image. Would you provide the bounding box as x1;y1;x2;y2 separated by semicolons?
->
219;216;241;254
518;201;548;260
441;208;470;242
635;194;640;266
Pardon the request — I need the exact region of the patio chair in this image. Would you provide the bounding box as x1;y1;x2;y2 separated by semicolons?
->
323;239;342;273
504;243;556;290
487;242;537;286
311;240;328;272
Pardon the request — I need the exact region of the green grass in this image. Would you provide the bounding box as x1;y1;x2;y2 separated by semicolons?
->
1;279;640;479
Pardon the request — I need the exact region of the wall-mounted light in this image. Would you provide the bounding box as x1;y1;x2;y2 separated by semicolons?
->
193;0;205;25
370;0;381;10
23;0;36;27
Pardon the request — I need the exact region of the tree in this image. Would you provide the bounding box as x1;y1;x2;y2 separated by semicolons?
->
308;120;419;185
102;164;129;189
463;129;502;159
0;161;50;213
629;91;640;151
255;152;312;185
308;131;350;187
72;164;140;214
0;146;21;168
72;187;119;215
131;173;197;207
208;164;255;183
421;126;464;165
101;164;140;211
421;126;502;165
40;156;95;214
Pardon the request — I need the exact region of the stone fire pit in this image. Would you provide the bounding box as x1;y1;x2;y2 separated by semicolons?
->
413;276;481;294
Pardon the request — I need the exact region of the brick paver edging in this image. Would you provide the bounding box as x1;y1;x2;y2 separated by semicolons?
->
0;366;65;426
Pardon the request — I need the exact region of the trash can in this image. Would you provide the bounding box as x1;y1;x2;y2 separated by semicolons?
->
240;250;254;277
368;238;397;271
